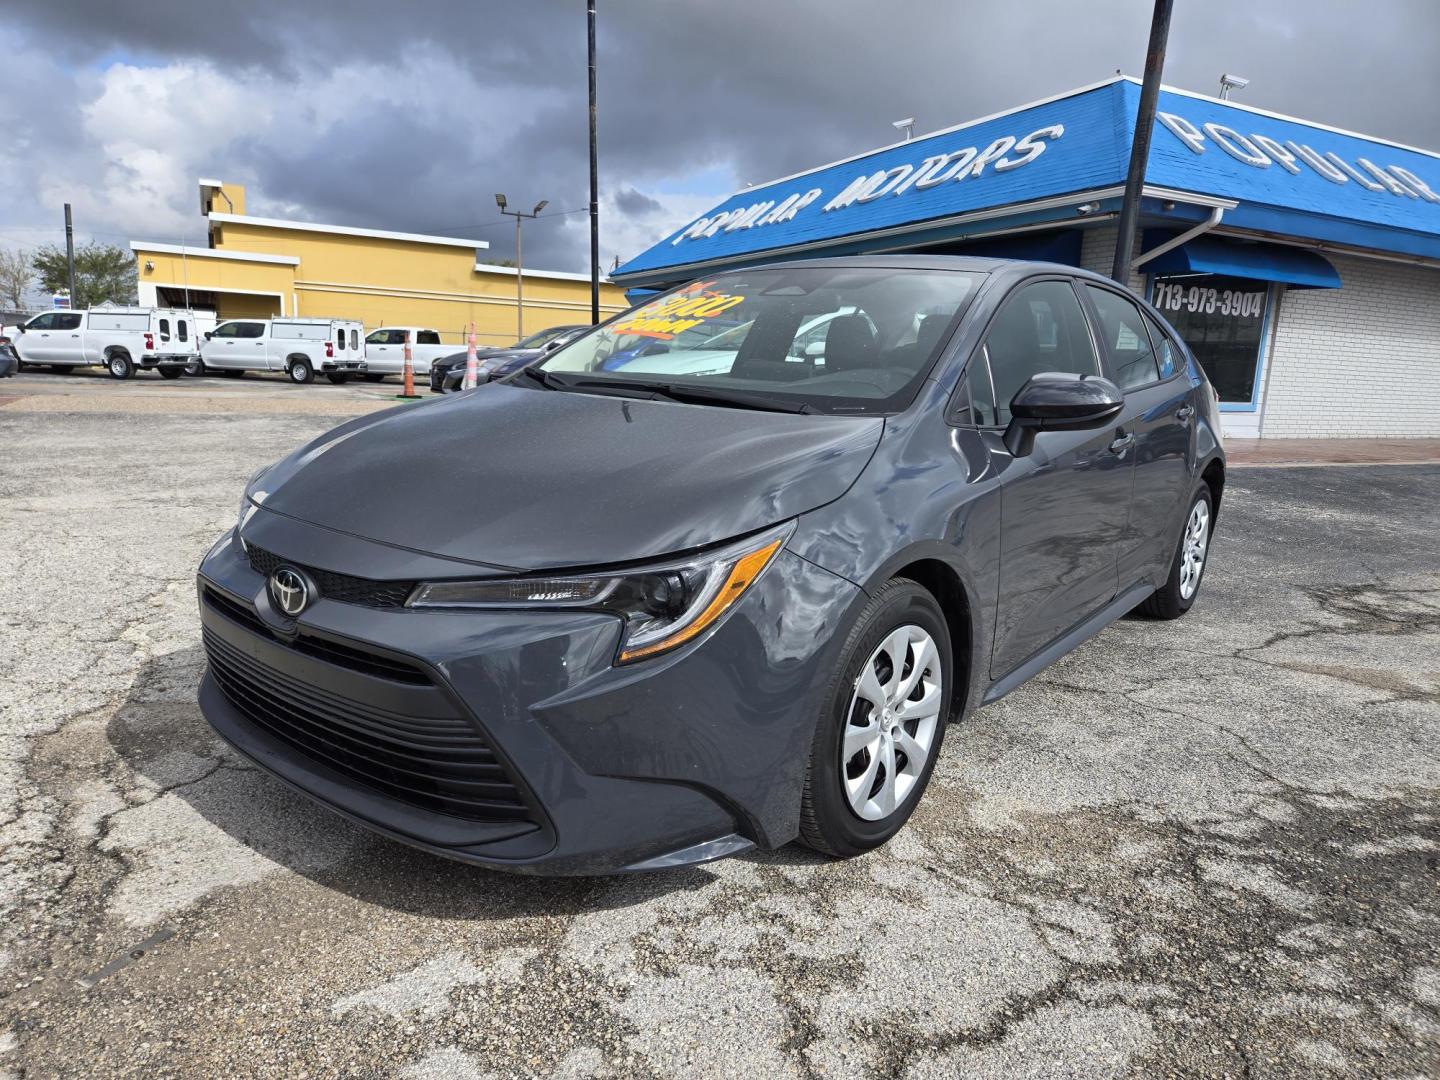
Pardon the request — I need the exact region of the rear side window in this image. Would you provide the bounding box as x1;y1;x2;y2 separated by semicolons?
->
1083;285;1159;391
1141;312;1180;380
351;329;359;350
159;318;171;341
417;330;441;345
970;280;1100;427
54;313;83;331
233;322;265;339
177;320;188;342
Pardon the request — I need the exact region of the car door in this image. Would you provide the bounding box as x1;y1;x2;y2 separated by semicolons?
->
1079;285;1194;591
205;321;242;368
17;313;60;362
365;329;397;373
49;312;86;365
967;277;1137;680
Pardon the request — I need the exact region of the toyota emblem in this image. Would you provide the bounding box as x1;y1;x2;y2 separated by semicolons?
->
269;566;310;617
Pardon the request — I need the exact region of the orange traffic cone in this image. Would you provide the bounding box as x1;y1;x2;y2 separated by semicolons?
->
400;341;420;399
463;322;479;390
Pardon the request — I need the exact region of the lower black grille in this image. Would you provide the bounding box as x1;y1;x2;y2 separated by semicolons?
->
202;587;428;685
245;544;416;609
203;625;531;823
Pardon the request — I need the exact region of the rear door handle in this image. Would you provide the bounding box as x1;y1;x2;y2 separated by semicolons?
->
1109;432;1135;454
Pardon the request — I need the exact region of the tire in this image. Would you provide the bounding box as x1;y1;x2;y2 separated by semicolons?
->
158;366;184;380
326;372;350;385
184;359;206;377
13;359;26;373
287;357;314;384
1136;486;1213;620
106;351;134;379
798;579;953;858
363;373;386;383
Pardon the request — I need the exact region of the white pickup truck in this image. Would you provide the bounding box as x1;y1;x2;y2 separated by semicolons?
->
12;307;202;378
362;326;451;380
199;317;367;384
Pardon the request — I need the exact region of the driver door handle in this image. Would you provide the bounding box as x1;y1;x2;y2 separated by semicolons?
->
1109;431;1135;454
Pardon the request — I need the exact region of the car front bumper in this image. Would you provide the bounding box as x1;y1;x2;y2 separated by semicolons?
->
195;510;860;874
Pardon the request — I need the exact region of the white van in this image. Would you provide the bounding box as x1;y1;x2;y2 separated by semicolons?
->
199;317;367;384
362;326;452;379
13;307;202;378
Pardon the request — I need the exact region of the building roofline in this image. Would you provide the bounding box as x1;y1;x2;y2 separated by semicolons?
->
207;212;491;250
1117;76;1440;161
129;240;300;266
472;261;610;284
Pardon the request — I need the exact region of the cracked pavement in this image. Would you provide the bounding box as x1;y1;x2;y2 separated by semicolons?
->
1;399;1437;1078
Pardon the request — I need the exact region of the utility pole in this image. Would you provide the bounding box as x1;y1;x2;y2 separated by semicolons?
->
495;194;548;342
588;0;600;324
1111;0;1173;288
63;203;77;307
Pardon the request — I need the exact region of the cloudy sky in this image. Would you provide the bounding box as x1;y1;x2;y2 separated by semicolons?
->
1;0;1436;282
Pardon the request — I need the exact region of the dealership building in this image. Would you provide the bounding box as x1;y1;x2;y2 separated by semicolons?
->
613;77;1440;438
131;181;627;346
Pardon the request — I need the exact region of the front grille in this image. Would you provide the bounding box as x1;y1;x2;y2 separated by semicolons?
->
202;623;531;823
202;587;428;684
245;544;416;609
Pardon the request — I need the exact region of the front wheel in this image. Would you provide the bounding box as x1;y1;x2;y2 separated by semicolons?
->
106;352;134;379
288;358;314;384
798;579;952;858
1136;486;1213;620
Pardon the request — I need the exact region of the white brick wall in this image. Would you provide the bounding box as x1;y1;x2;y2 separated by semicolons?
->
1078;225;1145;294
1262;255;1440;438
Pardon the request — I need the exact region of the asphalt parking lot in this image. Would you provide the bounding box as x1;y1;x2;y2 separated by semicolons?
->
1;375;1437;1078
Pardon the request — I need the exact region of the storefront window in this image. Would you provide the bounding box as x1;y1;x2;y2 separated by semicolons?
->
1150;274;1271;405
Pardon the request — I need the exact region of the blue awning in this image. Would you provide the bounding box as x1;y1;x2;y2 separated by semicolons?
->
1141;232;1341;288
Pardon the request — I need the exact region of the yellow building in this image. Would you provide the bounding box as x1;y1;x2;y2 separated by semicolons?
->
131;180;627;345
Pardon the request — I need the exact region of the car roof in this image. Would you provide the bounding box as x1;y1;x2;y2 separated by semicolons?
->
722;252;1127;289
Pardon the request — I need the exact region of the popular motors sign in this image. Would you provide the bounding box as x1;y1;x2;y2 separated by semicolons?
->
1156;111;1440;204
669;124;1067;248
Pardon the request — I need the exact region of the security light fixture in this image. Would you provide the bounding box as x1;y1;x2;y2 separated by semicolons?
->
495;193;507;211
533;199;549;215
1076;202;1101;216
494;193;551;340
892;117;916;142
1219;73;1249;100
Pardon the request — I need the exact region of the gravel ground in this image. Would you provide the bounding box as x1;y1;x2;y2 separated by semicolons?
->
1;388;1437;1079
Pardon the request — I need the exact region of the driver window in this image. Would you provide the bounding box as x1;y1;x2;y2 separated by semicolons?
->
974;280;1100;426
27;314;56;330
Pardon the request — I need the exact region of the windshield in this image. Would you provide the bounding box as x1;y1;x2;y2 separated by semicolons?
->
536;266;982;413
516;326;575;349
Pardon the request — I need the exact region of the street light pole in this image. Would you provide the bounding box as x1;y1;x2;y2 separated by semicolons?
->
1111;0;1173;288
588;0;600;325
63;203;77;307
495;193;548;342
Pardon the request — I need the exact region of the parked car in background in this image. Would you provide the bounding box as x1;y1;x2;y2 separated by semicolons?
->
362;326;451;381
200;318;366;384
429;325;588;393
199;255;1224;874
0;338;18;378
12;307;201;378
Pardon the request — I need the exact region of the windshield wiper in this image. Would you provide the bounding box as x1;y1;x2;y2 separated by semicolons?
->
551;375;815;413
507;366;566;390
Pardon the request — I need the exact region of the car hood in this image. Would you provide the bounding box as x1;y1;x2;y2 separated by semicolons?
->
253;384;883;571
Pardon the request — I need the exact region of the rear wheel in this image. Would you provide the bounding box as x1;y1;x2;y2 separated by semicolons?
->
106;352;134;379
799;579;952;858
1136;487;1213;620
326;372;350;385
287;357;314;384
157;366;184;380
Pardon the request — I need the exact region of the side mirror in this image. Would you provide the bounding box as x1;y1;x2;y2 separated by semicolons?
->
1003;372;1124;457
15;325;24;334
203;331;212;340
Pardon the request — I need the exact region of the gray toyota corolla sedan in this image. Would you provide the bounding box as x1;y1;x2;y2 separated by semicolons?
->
197;255;1224;874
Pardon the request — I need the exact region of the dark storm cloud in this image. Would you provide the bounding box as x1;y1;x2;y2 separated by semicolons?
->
2;0;1436;271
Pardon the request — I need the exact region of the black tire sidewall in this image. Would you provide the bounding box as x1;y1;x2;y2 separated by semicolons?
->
289;359;313;384
107;353;132;379
803;581;952;856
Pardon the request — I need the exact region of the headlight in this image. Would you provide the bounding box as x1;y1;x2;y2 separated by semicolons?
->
407;521;794;663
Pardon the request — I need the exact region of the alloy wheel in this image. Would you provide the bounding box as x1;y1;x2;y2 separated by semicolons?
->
842;625;943;821
1178;499;1210;600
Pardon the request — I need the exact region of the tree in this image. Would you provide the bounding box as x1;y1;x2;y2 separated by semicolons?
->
32;243;138;308
0;247;31;309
